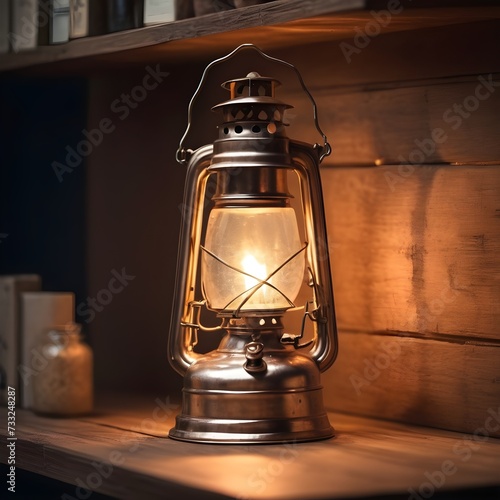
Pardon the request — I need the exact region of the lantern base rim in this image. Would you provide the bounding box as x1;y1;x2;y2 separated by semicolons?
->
169;416;334;444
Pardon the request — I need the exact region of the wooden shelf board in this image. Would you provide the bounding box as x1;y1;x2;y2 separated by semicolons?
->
1;0;365;73
1;1;500;74
2;399;500;499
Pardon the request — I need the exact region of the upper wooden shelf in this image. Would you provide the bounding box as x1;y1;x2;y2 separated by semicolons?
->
2;399;500;499
2;0;500;75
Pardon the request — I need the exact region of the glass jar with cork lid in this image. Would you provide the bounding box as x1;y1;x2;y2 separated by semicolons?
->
32;323;93;416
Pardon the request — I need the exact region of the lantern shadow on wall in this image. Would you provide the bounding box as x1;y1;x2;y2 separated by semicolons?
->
168;44;338;444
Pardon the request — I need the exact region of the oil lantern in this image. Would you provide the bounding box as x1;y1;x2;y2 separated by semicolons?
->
168;44;338;443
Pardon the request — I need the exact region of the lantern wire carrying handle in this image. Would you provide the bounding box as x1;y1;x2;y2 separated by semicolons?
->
176;43;332;165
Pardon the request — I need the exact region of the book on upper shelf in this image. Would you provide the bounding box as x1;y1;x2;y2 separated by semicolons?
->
38;0;71;45
87;0;143;37
70;0;88;38
10;0;39;52
0;0;9;54
144;0;175;25
106;0;143;33
88;0;106;36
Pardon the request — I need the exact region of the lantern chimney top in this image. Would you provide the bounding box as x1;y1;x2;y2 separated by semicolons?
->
220;72;283;101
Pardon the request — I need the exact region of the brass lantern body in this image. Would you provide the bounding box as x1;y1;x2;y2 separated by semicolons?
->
168;45;337;444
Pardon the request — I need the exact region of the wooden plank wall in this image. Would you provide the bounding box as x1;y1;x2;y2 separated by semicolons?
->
280;19;500;436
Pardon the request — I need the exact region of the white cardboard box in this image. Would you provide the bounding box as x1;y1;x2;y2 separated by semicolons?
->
0;275;41;404
20;291;74;408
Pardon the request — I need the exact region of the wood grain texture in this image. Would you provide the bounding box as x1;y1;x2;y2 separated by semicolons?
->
324;331;500;437
321;165;500;339
2;405;500;499
287;76;500;165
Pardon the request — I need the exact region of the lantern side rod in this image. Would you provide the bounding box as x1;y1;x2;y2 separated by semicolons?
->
176;43;331;165
290;141;338;372
169;145;214;376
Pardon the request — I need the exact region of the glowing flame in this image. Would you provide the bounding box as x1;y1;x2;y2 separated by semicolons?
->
242;255;267;300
